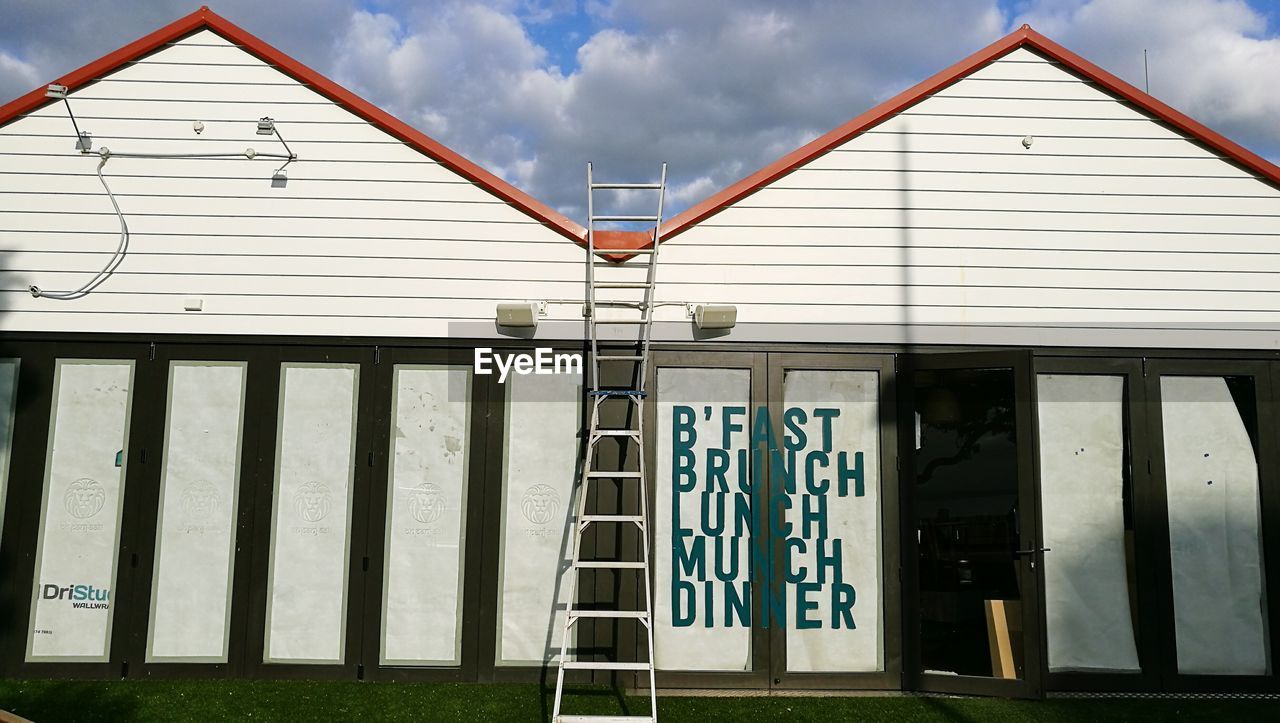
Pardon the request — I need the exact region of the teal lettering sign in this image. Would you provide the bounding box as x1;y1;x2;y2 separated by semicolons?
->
670;405;862;630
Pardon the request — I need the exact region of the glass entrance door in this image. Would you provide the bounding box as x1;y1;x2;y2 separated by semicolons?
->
904;351;1043;697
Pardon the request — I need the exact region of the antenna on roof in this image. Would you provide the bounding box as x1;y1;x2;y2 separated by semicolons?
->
1143;49;1150;94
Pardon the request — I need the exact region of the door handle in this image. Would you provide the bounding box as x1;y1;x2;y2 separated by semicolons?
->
1013;547;1050;556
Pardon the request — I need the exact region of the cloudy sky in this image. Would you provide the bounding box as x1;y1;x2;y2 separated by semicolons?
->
1;0;1278;219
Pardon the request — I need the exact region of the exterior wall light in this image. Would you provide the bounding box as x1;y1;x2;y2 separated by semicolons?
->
694;304;737;330
496;302;543;328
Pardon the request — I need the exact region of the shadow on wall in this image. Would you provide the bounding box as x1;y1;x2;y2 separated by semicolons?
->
897;122;917;350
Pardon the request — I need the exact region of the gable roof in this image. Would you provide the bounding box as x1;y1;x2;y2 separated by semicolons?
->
589;23;1280;257
0;6;588;243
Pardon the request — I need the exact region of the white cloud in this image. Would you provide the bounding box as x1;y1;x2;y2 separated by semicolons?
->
1012;0;1280;153
330;0;1008;217
0;48;39;104
2;0;1278;218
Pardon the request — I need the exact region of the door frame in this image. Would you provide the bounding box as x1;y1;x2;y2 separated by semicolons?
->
360;345;492;682
0;341;152;680
764;352;900;691
123;343;273;680
1032;356;1161;693
900;349;1044;698
242;345;377;681
1143;359;1280;694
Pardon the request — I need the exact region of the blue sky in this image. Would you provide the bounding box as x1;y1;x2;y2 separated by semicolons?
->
1;0;1278;217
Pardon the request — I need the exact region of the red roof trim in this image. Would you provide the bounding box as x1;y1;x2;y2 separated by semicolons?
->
659;24;1280;243
0;7;587;243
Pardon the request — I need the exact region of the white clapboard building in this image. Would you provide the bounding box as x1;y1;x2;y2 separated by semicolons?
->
1;7;1278;698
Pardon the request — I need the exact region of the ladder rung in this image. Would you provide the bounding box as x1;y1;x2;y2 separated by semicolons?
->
580;514;644;525
569;609;649;619
593;429;640;436
575;560;646;569
591;183;663;190
589;389;646;397
561;661;650;671
592;301;643;308
592;215;658;222
592;319;647;325
596;355;643;361
594;248;655;255
595;283;652;289
586;471;643;479
558;715;653;722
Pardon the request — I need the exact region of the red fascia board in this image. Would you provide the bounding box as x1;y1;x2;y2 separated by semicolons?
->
592;229;653;262
0;7;587;243
659;24;1280;242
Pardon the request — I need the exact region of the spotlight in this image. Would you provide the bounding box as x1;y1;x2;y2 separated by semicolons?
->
45;84;68;99
257;117;276;135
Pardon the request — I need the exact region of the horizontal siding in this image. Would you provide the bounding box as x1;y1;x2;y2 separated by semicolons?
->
0;32;584;336
6;35;1280;348
656;47;1280;348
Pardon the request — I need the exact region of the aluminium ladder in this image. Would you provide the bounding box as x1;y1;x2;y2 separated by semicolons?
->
551;163;667;723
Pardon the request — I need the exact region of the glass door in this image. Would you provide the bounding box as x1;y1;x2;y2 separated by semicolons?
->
1146;360;1279;693
643;351;768;689
903;351;1043;697
765;353;899;691
244;346;376;680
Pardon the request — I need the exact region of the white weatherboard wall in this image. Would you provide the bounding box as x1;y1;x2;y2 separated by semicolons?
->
5;38;1280;349
637;47;1280;350
0;30;586;338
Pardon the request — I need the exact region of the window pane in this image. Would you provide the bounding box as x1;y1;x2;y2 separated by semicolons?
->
496;371;581;665
381;365;470;666
27;360;135;662
913;367;1023;678
782;369;883;672
1037;374;1140;673
1161;375;1268;675
146;362;247;663
264;363;360;664
655;367;752;672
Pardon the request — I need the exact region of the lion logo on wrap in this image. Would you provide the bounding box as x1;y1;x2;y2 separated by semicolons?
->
293;481;332;523
64;478;106;520
407;482;445;524
180;481;220;520
520;484;559;525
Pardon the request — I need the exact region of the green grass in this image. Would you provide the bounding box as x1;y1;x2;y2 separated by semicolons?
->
1;680;1277;722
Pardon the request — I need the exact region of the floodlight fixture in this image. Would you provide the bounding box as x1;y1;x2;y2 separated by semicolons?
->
693;304;737;330
496;302;542;328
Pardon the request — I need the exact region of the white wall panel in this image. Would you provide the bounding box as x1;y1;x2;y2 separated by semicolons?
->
146;361;246;663
1037;374;1140;673
26;360;134;662
263;363;359;664
496;370;582;665
380;365;471;666
654;367;753;672
783;370;883;673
